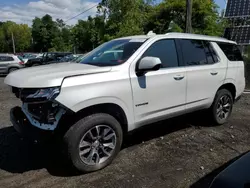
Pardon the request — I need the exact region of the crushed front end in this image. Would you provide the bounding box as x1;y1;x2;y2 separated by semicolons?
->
10;87;67;141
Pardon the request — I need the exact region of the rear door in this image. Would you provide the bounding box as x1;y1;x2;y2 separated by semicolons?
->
179;39;227;110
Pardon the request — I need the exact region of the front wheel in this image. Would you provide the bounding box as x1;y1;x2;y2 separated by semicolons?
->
211;89;233;125
63;113;123;173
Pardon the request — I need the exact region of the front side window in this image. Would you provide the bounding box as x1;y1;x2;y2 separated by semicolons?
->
80;39;146;66
141;39;179;68
180;39;208;66
217;43;243;61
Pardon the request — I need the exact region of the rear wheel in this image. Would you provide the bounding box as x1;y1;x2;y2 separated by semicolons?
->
32;63;40;67
8;67;18;73
63;113;123;173
211;89;233;125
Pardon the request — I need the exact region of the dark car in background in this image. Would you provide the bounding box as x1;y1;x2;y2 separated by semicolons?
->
47;54;87;64
25;52;72;67
47;54;76;64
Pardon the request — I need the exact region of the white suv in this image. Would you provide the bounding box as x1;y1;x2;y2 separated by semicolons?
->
4;32;245;172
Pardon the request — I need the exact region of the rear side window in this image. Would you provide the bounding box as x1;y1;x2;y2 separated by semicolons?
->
217;43;243;61
180;39;219;66
142;39;179;68
180;40;207;66
0;56;14;61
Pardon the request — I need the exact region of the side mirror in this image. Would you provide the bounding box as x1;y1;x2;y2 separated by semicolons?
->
136;56;162;76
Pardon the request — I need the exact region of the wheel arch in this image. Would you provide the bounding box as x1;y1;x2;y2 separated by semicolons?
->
75;103;129;134
8;66;19;73
217;82;236;100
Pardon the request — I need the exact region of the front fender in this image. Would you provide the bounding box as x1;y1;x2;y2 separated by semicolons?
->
56;96;134;129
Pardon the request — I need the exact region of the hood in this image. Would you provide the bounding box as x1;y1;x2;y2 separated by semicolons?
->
4;63;112;88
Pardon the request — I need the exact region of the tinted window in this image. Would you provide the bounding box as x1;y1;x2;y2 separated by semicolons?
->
142;40;178;68
0;56;14;61
203;41;218;64
208;42;219;63
217;43;243;61
0;56;5;62
180;39;208;66
6;57;14;61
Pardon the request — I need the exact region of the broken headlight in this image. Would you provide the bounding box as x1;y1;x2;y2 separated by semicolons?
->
19;87;60;102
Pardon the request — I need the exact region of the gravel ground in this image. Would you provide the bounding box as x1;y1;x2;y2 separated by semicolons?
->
0;76;250;188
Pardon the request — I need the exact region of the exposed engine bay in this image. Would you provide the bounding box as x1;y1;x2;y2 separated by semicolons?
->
12;87;66;131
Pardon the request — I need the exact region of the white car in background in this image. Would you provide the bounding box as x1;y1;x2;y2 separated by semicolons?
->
0;54;24;74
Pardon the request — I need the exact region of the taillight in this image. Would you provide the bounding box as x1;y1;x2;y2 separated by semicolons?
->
19;61;24;65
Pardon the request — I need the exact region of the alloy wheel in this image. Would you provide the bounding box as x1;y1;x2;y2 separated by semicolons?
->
78;125;117;165
216;95;232;121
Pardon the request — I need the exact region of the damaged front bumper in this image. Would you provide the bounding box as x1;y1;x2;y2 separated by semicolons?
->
10;87;68;141
22;103;65;131
10;106;55;141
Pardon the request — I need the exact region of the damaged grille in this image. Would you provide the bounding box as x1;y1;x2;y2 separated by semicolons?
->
27;102;59;124
12;87;65;130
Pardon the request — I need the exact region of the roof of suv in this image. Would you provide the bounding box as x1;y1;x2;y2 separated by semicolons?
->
0;53;17;57
118;32;236;44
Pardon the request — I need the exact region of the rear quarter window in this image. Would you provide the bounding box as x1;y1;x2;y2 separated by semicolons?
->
217;43;243;61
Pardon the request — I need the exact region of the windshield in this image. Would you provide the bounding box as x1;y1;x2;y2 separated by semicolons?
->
80;39;146;66
74;56;82;63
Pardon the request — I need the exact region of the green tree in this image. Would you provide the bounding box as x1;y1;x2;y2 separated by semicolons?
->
0;21;31;53
145;0;226;36
32;14;61;52
0;0;228;53
98;0;151;37
32;15;72;52
72;16;106;53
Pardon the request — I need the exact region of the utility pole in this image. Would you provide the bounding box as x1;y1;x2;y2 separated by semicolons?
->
185;0;192;33
11;32;16;54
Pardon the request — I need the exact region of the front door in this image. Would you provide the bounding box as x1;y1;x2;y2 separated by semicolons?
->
130;39;187;127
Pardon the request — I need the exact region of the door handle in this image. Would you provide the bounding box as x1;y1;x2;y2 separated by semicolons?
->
210;71;218;76
173;75;184;81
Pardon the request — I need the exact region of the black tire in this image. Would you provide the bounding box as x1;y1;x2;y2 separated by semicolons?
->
63;113;123;173
8;67;18;73
211;89;233;125
32;63;40;67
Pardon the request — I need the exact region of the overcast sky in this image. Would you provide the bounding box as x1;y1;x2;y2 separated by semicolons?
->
0;0;226;26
